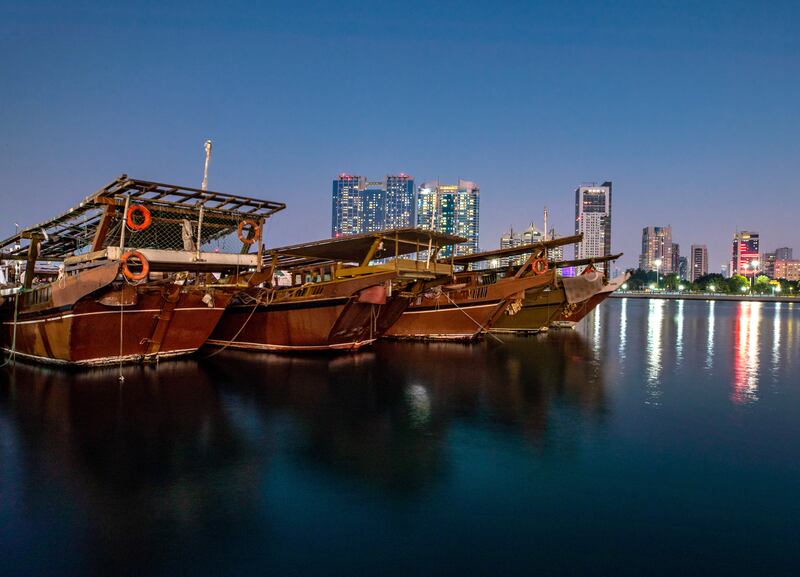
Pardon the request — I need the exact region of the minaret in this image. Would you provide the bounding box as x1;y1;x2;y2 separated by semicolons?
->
543;206;549;240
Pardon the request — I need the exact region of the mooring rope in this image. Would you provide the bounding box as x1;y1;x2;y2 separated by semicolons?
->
204;288;273;358
443;292;504;344
118;298;125;382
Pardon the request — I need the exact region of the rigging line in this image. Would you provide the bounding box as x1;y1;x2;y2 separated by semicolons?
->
204;288;273;358
443;291;504;344
118;298;124;382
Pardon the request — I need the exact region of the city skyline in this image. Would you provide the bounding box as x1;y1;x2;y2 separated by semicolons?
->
2;2;799;272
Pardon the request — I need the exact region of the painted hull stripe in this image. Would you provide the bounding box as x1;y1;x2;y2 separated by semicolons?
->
403;303;498;315
2;308;226;326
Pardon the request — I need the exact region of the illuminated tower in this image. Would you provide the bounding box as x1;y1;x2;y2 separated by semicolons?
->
689;244;708;281
574;181;612;272
416;179;479;257
639;226;674;273
731;231;760;276
332;173;415;237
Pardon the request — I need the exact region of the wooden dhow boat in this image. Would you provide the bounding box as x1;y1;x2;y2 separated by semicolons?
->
206;229;464;352
548;267;630;328
0;176;285;366
491;253;624;333
384;236;581;340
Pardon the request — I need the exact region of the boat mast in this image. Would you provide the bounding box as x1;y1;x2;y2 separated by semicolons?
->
202;139;212;191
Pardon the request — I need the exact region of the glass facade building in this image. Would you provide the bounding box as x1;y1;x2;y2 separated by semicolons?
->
331;173;414;237
731;231;760;277
639;226;674;273
689;244;708;282
416;180;480;258
574;182;612;273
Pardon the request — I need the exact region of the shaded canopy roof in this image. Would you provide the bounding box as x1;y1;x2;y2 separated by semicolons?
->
0;175;286;259
550;253;623;268
443;234;583;265
271;228;467;268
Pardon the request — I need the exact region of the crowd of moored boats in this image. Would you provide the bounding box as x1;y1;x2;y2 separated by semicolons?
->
0;175;626;367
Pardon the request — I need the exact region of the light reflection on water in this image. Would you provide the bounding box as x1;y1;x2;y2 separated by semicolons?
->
706;300;715;371
772;303;781;378
675;299;684;362
645;299;665;404
732;302;761;405
618;297;627;360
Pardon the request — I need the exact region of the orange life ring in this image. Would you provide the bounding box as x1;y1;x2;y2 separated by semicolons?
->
126;205;152;231
238;219;260;244
121;251;149;281
531;257;548;275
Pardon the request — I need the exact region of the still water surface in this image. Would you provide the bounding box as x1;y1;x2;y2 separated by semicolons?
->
1;299;799;576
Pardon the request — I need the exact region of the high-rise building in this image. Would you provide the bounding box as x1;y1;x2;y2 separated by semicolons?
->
499;224;544;267
385;174;415;230
416;179;479;257
762;251;776;278
331;173;415;237
574;181;612;272
731;231;760;277
678;256;687;281
765;248;793;278
774;259;800;281
671;243;681;276
331;174;364;237
639;226;674;273
689;244;708;282
721;264;729;278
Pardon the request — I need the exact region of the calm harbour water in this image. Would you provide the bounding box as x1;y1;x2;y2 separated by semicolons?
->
1;298;799;576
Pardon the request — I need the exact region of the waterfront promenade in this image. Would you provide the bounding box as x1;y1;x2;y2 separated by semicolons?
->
611;291;800;303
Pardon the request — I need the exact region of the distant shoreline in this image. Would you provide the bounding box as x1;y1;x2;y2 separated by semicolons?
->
610;292;798;303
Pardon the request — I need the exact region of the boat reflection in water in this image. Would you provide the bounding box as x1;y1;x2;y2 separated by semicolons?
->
0;331;608;573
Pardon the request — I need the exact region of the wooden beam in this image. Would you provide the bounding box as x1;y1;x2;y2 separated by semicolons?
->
23;235;41;289
360;237;384;267
91;204;117;251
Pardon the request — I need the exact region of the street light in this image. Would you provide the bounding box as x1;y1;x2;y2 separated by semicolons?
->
621;283;628;291
654;258;662;289
678;284;685;291
709;284;715;292
741;285;748;293
749;259;760;291
649;283;656;291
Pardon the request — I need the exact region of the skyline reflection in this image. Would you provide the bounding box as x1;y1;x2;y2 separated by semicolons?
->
732;302;762;405
645;299;665;404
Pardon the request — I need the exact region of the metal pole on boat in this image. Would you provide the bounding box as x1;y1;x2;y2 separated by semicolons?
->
202;139;212;191
119;195;130;251
195;205;204;263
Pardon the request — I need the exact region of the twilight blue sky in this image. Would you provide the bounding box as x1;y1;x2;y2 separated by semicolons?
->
2;0;798;271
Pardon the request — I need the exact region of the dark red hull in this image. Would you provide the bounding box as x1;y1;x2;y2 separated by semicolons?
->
386;272;554;340
207;272;408;352
2;277;234;366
